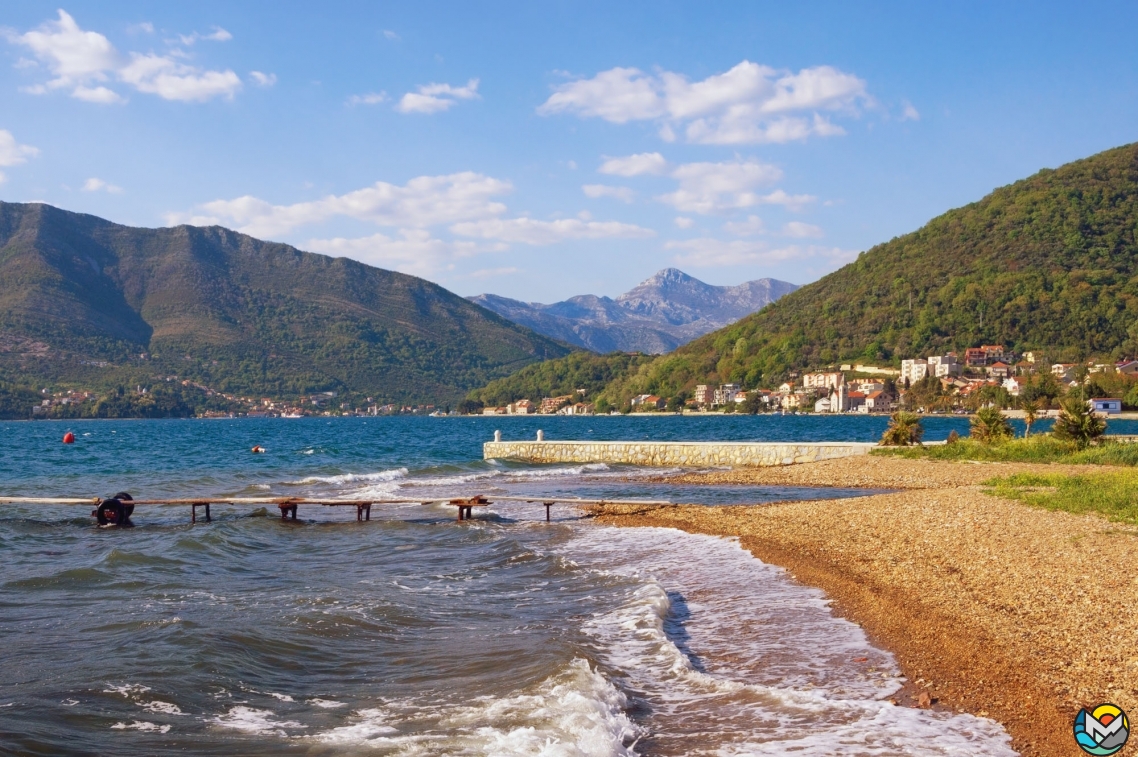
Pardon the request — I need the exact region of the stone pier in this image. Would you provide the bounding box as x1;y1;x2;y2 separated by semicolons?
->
483;439;876;467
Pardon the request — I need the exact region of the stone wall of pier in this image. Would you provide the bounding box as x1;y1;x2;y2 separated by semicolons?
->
482;440;876;467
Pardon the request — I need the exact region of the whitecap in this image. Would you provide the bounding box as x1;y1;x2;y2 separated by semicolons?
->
211;706;306;735
112;721;171;733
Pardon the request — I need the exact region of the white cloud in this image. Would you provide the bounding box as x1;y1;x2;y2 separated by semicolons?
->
539;60;868;145
119;53;241;101
757;189;816;211
667;238;855;268
347;91;387;106
673;216;694;229
0;129;38;183
382;30;400;40
7;10;242;103
656;159;785;214
901;100;920;121
127;22;154;35
396;78;480;114
177;27;232;45
166;172;513;237
450;217;654;245
249;71;276;88
724;215;766;236
781;221;823;238
72;84;124;103
0;130;38;164
82;177;122;193
305;230;494;277
582;184;635;203
598;152;667;177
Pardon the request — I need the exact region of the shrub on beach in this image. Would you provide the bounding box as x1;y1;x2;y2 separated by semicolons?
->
880;411;924;446
970;406;1015;444
1051;396;1107;449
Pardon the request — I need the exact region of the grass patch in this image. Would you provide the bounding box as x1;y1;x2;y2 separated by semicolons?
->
982;470;1138;524
872;435;1138;466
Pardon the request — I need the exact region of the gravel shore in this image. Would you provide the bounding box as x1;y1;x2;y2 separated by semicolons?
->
591;457;1138;757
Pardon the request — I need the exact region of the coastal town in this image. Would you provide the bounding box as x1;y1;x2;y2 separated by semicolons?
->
477;344;1136;417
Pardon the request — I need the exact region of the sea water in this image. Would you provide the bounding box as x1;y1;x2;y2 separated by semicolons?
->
0;415;1056;755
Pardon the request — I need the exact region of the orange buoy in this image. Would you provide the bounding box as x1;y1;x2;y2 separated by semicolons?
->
251;445;265;454
62;432;75;444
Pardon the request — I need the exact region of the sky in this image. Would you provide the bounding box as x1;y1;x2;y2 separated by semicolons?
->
0;3;1136;303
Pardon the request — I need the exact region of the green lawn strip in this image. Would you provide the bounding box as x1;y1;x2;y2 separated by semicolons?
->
982;470;1138;525
872;436;1138;466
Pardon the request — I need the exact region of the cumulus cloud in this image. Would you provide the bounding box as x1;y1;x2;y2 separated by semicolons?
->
0;129;38;182
666;238;855;268
598;152;667;177
166;172;513;238
656;158;788;214
6;10;243;103
450;217;654;245
382;30;400;41
673;216;694;229
539;60;869;144
176;27;232;46
781;221;823;238
582;184;635;203
347;91;387;106
901;99;920;121
81;177;122;193
724;215;766;236
305;230;495;277
396;78;480;114
249;71;276;87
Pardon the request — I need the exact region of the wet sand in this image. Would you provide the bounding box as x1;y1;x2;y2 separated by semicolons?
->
589;457;1138;757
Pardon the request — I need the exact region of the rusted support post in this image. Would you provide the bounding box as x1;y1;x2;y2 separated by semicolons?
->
278;503;298;520
356;503;371;522
365;503;371;521
192;502;211;523
544;502;553;522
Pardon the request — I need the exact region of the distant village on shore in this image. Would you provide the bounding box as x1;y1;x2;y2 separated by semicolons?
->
477;345;1137;417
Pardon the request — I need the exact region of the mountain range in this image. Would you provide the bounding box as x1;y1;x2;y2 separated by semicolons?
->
471;142;1138;408
0;202;570;405
469;269;799;354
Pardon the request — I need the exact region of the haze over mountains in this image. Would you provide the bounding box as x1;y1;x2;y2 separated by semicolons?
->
469;269;799;354
0;202;569;404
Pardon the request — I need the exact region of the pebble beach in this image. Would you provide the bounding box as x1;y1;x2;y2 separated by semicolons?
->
591;456;1138;757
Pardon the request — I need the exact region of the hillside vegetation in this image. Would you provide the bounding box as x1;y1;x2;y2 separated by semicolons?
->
467;352;655;409
0;202;572;407
540;142;1138;406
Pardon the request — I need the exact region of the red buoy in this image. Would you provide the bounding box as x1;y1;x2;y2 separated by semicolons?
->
62;432;75;444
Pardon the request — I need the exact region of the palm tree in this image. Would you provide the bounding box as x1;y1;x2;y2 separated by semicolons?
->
881;411;924;446
1052;396;1106;448
1019;399;1040;437
971;405;1014;444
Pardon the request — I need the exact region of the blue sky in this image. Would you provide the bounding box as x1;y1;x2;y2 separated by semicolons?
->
1;3;1136;302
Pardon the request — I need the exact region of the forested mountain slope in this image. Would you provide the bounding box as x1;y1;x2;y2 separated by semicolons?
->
0;202;571;404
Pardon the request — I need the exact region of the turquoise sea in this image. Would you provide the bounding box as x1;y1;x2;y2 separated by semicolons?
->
0;415;1056;755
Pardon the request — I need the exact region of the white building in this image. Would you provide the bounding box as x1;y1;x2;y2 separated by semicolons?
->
803;372;844;391
927;354;961;377
713;384;741;406
901;359;930;384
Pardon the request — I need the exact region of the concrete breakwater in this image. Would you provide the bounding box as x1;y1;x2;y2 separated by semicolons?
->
483;438;877;467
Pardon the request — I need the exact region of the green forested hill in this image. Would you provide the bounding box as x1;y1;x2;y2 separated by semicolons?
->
467;351;655;409
0;202;571;405
490;142;1138;407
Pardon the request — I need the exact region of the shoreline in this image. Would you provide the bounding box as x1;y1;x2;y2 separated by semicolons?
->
588;457;1138;757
